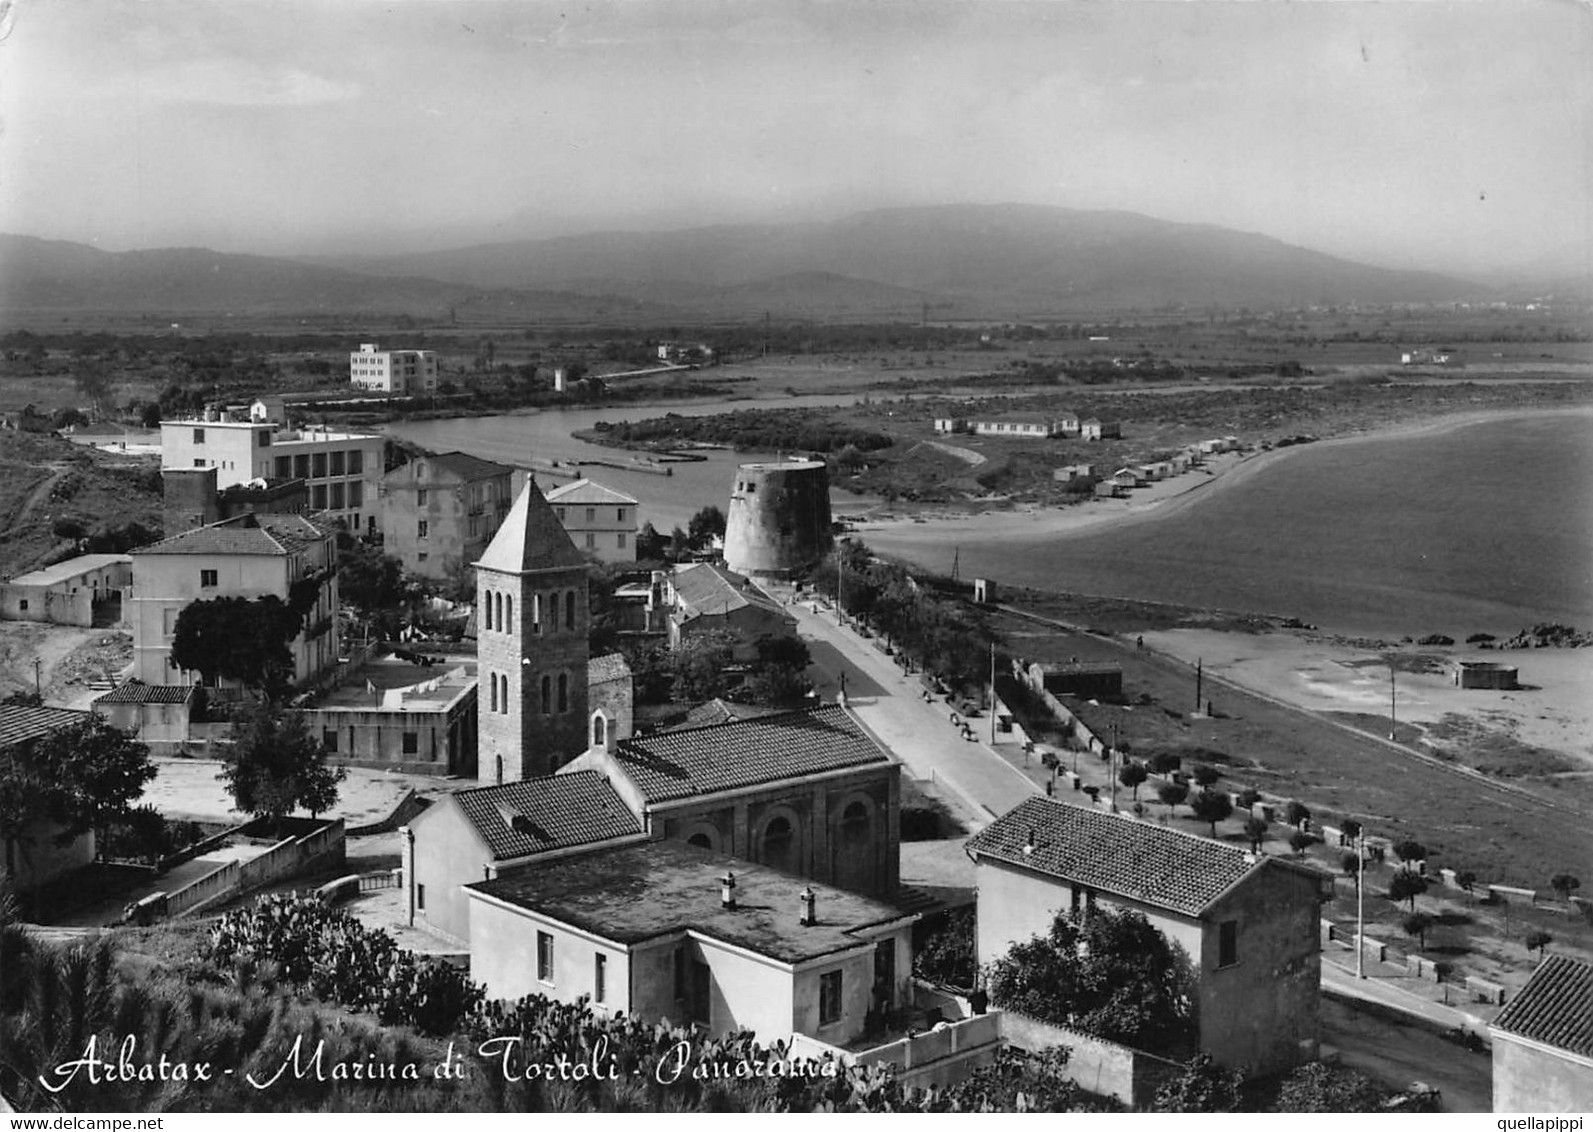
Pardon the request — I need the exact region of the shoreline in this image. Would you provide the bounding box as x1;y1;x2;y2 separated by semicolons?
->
851;404;1593;551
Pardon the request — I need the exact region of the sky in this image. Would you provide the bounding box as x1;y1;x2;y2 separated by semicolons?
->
0;0;1588;280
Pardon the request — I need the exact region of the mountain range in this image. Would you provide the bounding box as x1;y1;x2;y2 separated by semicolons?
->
1;204;1496;322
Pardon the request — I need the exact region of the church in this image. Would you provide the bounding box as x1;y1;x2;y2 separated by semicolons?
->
402;480;905;946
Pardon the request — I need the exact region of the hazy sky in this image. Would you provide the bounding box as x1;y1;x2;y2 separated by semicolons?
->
1;0;1588;279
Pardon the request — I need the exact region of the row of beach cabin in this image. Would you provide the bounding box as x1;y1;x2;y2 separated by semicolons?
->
933;414;1122;441
1053;435;1241;497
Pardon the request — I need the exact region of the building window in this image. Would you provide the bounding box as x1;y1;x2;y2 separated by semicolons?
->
417;884;425;910
193;428;205;443
312;484;327;510
275;456;291;478
594;953;607;1004
531;593;541;634
585;533;596;549
330;451;345;476
537;932;554;983
616;507;627;523
417;552;428;563
294;454;310;479
565;590;576;630
417;489;428;506
418;520;429;540
592;714;606;747
617;532;627;549
200;569;218;588
819;970;843;1026
349;450;364;474
555;507;565;520
193;459;206;468
1218;920;1239;968
349;482;363;507
258;431;272;447
313;452;327;478
505;595;513;631
489;673;497;713
557;673;568;713
330;483;345;510
322;729;338;752
541;675;551;714
402;731;418;755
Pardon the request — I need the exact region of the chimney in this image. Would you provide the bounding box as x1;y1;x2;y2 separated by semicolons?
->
799;886;817;926
1023;828;1036;855
720;871;737;911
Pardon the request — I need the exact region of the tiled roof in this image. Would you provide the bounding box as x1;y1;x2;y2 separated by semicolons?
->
450;770;641;861
133;513;333;557
422;451;514;482
612;704;891;805
0;705;91;750
476;482;589;575
965;797;1262;918
468;840;912;963
544;478;638;506
93;683;196;705
1492;955;1593;1058
588;652;631;684
672;563;784;618
679;698;786;728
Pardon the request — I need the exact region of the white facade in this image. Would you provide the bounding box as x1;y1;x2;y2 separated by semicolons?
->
545;479;640;563
350;343;439;395
160;417;385;534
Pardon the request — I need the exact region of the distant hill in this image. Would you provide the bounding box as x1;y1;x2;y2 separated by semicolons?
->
0;235;673;323
2;206;1488;322
338;204;1484;314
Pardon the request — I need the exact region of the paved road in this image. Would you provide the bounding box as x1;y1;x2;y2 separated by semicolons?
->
775;588;1039;827
1320;951;1490;1039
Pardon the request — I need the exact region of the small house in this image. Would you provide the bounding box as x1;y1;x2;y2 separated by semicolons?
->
1490;954;1593;1112
1081;419;1122;441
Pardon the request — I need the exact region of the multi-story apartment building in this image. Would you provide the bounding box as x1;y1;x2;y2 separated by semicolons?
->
127;513;340;689
378;452;515;580
545;479;639;563
350;343;439;395
159;412;385;534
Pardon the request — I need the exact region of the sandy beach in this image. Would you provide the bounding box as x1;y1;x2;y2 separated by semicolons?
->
851;404;1593;551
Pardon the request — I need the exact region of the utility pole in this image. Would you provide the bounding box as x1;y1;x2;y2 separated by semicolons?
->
34;657;42;699
1356;832;1367;979
988;643;997;745
1195;658;1203;714
1109;721;1119;811
836;549;844;626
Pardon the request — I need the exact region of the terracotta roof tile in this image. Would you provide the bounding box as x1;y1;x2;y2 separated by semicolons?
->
93;683;197;705
965;796;1262;918
588;653;632;684
0;705;91;750
450;770;641;861
612;704;891;804
133;513;334;557
1493;955;1593;1058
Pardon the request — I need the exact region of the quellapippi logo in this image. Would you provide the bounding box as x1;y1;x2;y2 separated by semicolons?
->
39;1033;840;1092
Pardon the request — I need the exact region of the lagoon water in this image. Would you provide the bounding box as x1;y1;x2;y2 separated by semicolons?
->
873;412;1593;639
391;406;1592;640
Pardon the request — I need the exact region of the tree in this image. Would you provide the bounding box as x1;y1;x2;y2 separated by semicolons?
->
1191;764;1221;789
1148;751;1181;775
1550;873;1581;902
1289;830;1315;856
1151;1054;1243;1113
1118;761;1148;800
1340;818;1363;842
1342;850;1362;876
985;906;1196;1055
1525;930;1552;958
913;906;976;988
1276;1061;1390;1112
1157;780;1189;816
1401;912;1434;951
669;633;734;702
0;717;157;882
1393;840;1428;869
1284;800;1312;829
1244;816;1269;853
1190;790;1233;837
1235;787;1261;810
1388;871;1429;911
171;595;304;697
635;522;667;561
218;701;345;829
1455;869;1477;896
686;505;727;550
669;526;692;560
741;663;811;709
337;539;407;618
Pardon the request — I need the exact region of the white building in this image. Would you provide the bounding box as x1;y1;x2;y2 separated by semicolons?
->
350;343;439;395
545;479;640;563
160;414;385;534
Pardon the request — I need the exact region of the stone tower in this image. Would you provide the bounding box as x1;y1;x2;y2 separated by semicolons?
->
475;480;591;783
723;459;834;578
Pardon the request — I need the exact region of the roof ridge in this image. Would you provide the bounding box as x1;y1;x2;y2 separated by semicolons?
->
1003;795;1253;859
617;703;838;748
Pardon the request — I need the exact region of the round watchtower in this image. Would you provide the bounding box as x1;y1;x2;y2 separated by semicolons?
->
723;460;834;578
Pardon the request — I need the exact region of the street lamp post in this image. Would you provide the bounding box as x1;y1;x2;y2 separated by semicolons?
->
1356;832;1366;979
